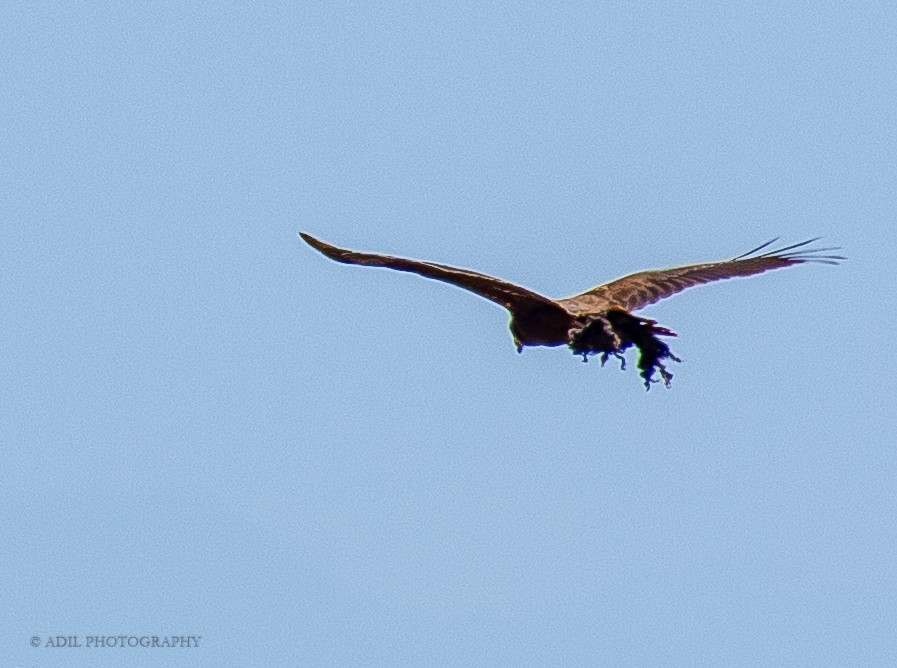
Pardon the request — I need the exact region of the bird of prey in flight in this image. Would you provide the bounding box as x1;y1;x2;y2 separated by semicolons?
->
299;233;842;389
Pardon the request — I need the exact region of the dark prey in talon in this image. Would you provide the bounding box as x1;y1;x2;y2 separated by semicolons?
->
299;233;843;389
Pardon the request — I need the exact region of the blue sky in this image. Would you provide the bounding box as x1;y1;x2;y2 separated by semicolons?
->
3;2;895;666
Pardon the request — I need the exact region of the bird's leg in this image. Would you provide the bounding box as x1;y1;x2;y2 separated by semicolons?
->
569;322;601;362
599;310;681;390
636;335;682;390
600;351;626;370
643;360;675;390
602;317;623;351
569;315;624;360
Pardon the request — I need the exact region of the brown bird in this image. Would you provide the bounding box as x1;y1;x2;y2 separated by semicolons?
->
299;233;842;388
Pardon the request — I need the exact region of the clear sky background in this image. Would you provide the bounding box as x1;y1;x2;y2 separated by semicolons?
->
3;3;896;666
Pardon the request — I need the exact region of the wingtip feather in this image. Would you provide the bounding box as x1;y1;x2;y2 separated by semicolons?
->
735;237;845;265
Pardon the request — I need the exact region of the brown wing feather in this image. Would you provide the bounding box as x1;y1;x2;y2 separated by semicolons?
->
559;238;844;314
299;232;567;317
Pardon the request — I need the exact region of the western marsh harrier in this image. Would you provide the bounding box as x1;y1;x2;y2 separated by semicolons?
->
300;233;842;388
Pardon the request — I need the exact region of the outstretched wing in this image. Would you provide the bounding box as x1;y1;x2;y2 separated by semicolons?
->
559;238;844;314
300;232;566;317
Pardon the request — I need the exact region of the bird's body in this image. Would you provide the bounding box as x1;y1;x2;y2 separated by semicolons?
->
299;233;842;388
